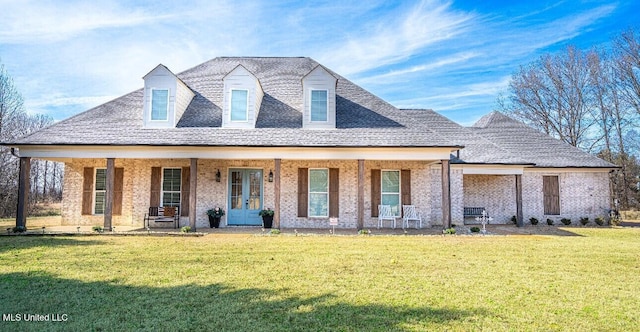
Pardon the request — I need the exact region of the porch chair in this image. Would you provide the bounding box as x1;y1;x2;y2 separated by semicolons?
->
402;205;422;229
377;205;397;229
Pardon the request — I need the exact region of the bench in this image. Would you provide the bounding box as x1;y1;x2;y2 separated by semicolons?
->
144;206;179;229
463;207;487;218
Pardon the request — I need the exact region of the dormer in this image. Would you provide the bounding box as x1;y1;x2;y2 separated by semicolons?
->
142;64;194;128
222;65;264;128
302;65;337;129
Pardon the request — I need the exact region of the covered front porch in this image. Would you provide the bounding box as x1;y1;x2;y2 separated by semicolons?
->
12;145;461;231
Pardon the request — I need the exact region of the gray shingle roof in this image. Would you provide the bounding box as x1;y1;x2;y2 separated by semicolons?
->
10;57;456;147
459;111;616;168
4;57;615;168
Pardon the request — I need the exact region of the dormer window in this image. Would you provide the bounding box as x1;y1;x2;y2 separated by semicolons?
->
222;65;263;128
310;90;328;122
142;64;195;128
302;65;337;129
230;89;249;122
151;89;169;121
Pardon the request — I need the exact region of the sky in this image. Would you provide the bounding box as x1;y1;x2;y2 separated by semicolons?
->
0;0;638;126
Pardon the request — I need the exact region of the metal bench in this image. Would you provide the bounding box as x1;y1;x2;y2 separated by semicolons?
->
463;207;486;218
144;206;179;229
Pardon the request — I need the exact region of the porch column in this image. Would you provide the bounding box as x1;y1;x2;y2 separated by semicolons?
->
441;159;451;229
357;159;364;230
189;158;198;231
274;159;281;229
16;157;31;229
515;174;524;227
103;158;115;231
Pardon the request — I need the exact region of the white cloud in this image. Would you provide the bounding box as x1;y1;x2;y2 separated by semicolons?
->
358;52;480;84
317;0;476;76
0;1;173;44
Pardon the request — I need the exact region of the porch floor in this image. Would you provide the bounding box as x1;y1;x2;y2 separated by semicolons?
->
3;223;627;237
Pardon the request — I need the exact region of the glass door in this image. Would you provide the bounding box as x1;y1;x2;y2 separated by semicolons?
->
228;169;263;225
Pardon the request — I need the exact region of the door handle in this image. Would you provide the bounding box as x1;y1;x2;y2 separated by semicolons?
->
246;200;249;208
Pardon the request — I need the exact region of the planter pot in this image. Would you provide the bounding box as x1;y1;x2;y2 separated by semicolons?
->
262;216;273;229
208;216;221;228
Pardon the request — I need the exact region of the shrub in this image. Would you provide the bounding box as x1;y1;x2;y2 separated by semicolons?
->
470;227;480;233
269;229;281;235
529;217;539;225
560;218;572;225
443;227;456;235
580;217;589;226
594;217;605;226
511;215;517;224
546;218;554;226
358;229;370;235
12;226;27;233
180;226;191;233
92;226;103;233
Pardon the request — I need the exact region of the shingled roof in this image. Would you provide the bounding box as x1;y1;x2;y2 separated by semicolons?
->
9;57;458;148
5;57;616;168
457;111;616;168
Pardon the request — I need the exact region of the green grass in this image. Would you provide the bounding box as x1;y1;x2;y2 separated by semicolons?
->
1;229;639;331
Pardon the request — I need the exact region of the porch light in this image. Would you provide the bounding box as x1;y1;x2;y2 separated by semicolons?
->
268;170;273;182
215;169;221;182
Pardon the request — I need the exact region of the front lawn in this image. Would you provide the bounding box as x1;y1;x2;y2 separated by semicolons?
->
1;229;638;331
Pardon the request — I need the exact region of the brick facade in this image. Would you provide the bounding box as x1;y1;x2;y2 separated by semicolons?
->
61;159;611;228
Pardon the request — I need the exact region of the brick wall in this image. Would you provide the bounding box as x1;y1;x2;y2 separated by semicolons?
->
60;158;611;228
463;174;517;223
522;170;610;224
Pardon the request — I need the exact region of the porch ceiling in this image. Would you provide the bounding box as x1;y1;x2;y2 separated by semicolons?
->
13;145;458;161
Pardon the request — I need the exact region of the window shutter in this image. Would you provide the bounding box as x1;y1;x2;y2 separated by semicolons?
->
113;168;124;215
543;176;560;215
81;167;94;215
150;167;161;207
181;167;190;216
371;169;381;217
401;170;411;206
298;168;308;217
329;168;339;218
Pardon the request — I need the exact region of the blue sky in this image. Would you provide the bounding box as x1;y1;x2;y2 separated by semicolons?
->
1;0;638;125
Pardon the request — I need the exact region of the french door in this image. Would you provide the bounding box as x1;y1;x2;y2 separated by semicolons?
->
227;169;263;225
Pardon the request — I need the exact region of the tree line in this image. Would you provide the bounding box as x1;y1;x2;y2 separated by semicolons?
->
500;29;640;210
0;61;62;218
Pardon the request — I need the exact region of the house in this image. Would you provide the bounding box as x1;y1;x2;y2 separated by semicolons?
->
3;57;616;230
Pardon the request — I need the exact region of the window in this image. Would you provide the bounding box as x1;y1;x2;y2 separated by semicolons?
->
162;168;181;208
151;89;169;121
310;90;328;122
309;169;328;217
230;89;248;121
381;170;400;216
543;175;560;215
94;168;106;214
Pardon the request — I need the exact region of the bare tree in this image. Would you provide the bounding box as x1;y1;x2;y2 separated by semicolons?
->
501;30;640;209
505;46;597;151
0;60;62;217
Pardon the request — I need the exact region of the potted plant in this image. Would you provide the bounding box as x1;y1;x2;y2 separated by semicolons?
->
206;207;225;228
259;208;275;228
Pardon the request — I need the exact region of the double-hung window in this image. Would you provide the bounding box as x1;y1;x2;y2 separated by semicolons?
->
310;90;328;122
381;170;401;216
230;89;248;122
151;89;169;121
309;168;329;217
94;168;106;214
162;168;181;208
